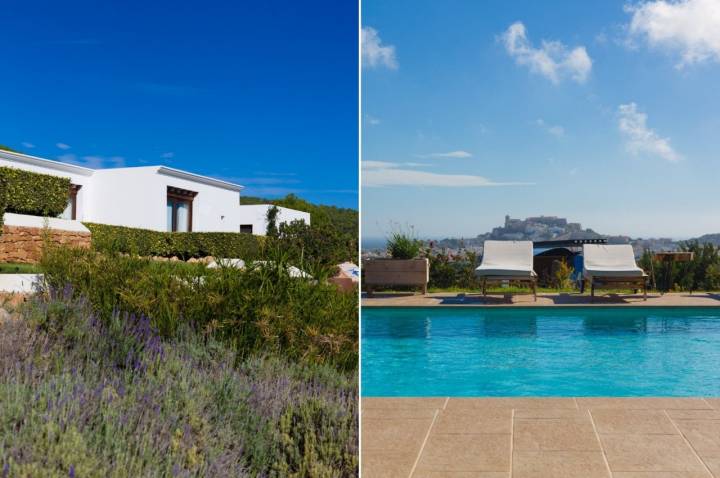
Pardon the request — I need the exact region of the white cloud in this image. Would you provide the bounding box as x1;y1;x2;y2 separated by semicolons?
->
362;161;530;188
416;150;473;159
365;114;381;125
161;152;175;159
627;0;720;67
618;102;682;162
362;26;398;69
501;22;592;84
535;119;565;137
21;142;35;149
363;160;428;169
56;142;71;150
58;154;126;169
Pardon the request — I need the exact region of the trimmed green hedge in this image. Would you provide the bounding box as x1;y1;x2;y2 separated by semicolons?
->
0;167;70;217
84;222;266;259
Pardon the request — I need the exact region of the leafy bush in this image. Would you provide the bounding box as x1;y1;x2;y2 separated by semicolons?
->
0;167;70;217
279;219;355;267
84;223;266;260
0;292;357;477
40;246;358;370
639;242;720;292
386;230;421;260
553;259;573;290
242;194;358;263
426;247;479;289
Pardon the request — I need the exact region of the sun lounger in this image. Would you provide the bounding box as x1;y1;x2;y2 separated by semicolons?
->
476;240;537;301
582;244;647;301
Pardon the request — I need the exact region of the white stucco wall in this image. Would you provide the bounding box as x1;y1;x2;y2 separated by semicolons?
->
88;167;242;232
1;151;311;235
237;205;310;236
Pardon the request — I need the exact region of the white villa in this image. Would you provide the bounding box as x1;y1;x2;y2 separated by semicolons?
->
0;149;309;235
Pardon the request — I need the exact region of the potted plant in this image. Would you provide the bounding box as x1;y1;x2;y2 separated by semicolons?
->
363;227;429;296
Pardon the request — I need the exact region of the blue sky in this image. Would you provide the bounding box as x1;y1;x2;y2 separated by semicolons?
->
1;0;358;208
362;0;720;239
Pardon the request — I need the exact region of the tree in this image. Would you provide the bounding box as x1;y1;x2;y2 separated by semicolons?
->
265;205;280;238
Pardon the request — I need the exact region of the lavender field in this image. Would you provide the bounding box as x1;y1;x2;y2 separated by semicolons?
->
0;288;357;477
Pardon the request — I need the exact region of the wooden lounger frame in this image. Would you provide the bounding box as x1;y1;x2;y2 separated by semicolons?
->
582;276;648;301
480;276;537;301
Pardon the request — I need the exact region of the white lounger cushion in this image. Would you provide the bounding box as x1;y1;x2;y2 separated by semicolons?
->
476;240;536;277
583;244;646;278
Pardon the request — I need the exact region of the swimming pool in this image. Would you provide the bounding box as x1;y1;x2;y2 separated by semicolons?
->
362;307;720;397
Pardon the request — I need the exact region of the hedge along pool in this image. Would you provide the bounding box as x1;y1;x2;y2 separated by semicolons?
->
361;307;720;397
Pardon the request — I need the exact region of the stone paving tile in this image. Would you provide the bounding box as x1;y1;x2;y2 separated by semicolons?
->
576;397;712;410
362;397;446;410
599;434;708;473
673;420;720;454
668;410;720;421
363;407;439;420
704;399;720;410
590;409;678;435
361;451;417;478
414;433;511;473
612;472;713;477
446;397;577;410
362;292;720;308
696;451;720;477
413;471;510;477
514;408;590;419
361;398;720;477
433;409;513;435
511;450;610;478
514;418;601;452
362;417;434;453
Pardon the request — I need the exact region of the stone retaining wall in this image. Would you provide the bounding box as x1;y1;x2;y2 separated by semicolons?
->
0;225;91;263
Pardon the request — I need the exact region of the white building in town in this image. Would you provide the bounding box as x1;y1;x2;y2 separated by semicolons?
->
0;149;309;235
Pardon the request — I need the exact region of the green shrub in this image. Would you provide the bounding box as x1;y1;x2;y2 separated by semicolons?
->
40;245;358;370
553;259;573;290
242;194;358;263
274;398;358;477
386;232;421;260
84;222;266;260
279;220;355;267
0;167;70;217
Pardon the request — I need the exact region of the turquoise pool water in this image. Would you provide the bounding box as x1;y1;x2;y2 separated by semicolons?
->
361;307;720;397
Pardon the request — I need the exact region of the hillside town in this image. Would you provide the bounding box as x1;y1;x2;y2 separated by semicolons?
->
363;215;717;259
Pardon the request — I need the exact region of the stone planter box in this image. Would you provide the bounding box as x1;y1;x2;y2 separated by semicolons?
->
363;258;429;295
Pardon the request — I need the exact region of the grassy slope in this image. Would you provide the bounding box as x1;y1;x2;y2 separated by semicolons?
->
0;263;41;274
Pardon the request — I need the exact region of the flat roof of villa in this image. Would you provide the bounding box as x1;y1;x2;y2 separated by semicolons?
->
0;149;243;191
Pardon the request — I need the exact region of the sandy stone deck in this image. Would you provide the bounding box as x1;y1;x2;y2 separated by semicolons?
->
363;291;720;308
362;397;720;477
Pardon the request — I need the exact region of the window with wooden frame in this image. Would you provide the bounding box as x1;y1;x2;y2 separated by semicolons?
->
167;186;197;232
60;184;82;220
